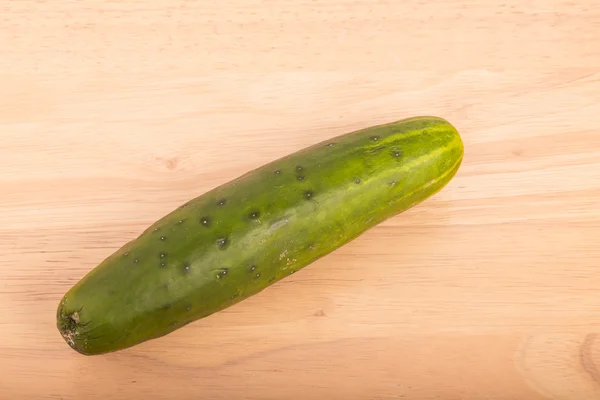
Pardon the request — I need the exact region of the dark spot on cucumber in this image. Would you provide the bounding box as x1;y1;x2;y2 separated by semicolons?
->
200;216;211;227
164;304;171;310
216;237;229;249
354;177;361;184
327;142;335;147
250;265;257;272
371;136;380;141
160;262;166;267
274;169;281;175
177;219;185;225
183;262;191;273
255;273;261;278
289;270;296;274
217;268;229;279
304;190;314;200
163;283;169;290
217;198;227;206
160;236;166;241
296;165;303;173
230;293;238;300
249;211;260;220
123;252;129;257
389;181;398;187
391;149;403;159
159;252;167;258
153;227;159;232
297;175;305;181
134;259;139;264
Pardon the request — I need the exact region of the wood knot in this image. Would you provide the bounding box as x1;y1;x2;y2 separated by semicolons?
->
165;157;179;170
313;309;326;317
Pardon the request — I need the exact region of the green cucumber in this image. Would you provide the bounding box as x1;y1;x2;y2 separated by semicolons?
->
57;116;464;355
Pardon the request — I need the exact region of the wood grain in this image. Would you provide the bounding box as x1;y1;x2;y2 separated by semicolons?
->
1;1;600;399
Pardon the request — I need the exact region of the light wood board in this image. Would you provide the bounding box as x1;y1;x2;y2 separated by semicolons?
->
1;1;600;399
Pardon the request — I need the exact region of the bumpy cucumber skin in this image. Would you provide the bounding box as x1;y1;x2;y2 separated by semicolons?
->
57;116;464;355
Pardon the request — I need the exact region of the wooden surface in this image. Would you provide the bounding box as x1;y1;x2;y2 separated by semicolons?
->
1;1;600;399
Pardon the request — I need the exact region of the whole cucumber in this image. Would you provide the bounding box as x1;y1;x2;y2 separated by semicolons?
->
57;116;464;355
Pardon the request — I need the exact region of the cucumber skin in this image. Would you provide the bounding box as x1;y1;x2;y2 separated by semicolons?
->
57;116;464;355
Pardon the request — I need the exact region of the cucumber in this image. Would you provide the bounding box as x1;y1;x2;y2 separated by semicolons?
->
57;116;464;355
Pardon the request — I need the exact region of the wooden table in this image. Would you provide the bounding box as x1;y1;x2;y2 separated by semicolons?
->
1;1;599;399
